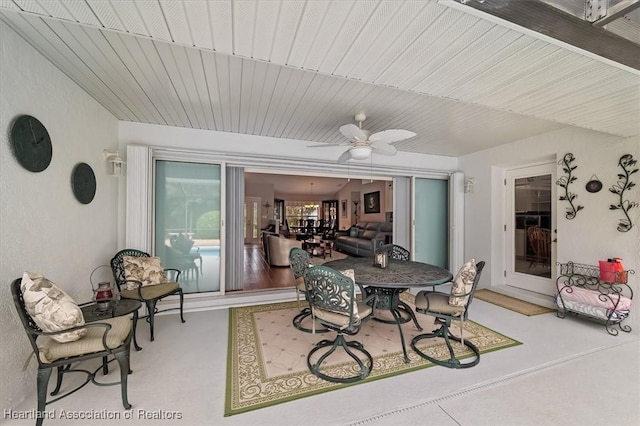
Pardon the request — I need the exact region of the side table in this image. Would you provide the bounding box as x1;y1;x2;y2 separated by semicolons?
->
81;299;142;352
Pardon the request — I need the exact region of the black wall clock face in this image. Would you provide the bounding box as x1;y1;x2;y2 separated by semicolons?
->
10;115;53;172
71;163;96;204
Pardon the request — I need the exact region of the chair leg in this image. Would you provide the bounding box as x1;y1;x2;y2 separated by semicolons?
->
146;300;157;341
50;365;66;396
411;323;480;369
102;355;109;375
307;334;372;383
178;288;185;323
114;349;132;410
36;367;53;426
292;308;329;333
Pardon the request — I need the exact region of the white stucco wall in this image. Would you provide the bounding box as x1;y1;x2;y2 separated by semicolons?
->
0;22;119;411
460;127;640;332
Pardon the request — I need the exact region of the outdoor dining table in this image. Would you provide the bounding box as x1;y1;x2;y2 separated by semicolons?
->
324;256;453;363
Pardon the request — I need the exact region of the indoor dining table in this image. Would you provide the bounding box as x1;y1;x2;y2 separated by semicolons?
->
324;256;453;363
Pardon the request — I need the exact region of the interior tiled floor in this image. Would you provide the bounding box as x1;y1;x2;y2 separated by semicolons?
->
6;291;639;426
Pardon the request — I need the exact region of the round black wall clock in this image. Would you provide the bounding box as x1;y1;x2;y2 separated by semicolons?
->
10;115;53;172
71;163;96;204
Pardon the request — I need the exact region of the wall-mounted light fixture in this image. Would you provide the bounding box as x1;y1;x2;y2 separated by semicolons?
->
103;150;125;177
464;177;476;193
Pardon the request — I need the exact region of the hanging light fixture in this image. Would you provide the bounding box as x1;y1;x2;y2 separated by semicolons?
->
304;182;319;209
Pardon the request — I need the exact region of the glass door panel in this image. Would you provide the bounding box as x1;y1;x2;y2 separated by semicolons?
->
505;163;556;295
414;178;448;268
155;161;221;294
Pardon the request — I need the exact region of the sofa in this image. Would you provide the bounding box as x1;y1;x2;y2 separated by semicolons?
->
334;222;392;257
266;234;302;266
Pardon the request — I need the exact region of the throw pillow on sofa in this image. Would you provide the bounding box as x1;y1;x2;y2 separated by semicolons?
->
123;256;168;290
349;227;359;237
20;272;87;343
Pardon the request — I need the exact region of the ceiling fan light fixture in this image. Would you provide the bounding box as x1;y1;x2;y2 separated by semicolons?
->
349;146;372;160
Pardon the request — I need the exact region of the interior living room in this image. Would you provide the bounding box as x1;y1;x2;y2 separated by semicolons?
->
243;172;394;291
1;1;638;425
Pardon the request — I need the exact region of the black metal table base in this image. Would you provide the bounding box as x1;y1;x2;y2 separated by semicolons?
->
365;287;423;363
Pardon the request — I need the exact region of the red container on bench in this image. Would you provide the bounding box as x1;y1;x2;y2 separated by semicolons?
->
599;258;627;283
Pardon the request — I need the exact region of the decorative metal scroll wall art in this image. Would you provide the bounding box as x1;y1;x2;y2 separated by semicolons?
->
609;154;638;232
556;153;583;220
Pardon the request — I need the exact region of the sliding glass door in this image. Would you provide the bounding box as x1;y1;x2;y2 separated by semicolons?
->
155;161;222;294
413;177;449;268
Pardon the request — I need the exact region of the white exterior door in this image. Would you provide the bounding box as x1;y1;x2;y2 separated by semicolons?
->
505;163;556;295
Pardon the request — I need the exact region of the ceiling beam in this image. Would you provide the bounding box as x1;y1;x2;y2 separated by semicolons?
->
455;0;640;70
591;0;640;27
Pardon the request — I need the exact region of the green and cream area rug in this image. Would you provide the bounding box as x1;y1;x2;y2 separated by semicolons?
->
225;294;521;416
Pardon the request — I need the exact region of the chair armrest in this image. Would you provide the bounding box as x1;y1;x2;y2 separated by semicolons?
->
421;289;450;296
164;268;182;282
124;279;153;301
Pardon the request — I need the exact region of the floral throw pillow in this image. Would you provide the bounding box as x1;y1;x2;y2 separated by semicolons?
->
449;259;477;307
21;272;87;343
123;256;168;290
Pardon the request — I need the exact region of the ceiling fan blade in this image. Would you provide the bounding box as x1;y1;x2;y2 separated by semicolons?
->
339;124;367;141
369;129;416;144
337;150;352;163
306;142;350;148
371;142;397;156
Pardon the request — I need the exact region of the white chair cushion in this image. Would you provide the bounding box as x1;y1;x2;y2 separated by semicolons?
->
38;316;131;363
416;291;466;316
20;272;87;343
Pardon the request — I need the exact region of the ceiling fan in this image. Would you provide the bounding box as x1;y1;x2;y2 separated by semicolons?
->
310;113;416;162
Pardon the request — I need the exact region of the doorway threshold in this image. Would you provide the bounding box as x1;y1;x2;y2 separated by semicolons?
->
157;288;295;314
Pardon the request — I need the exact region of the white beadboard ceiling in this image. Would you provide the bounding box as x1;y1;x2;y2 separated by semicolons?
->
1;0;638;157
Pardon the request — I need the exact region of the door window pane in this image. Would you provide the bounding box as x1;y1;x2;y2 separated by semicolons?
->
514;174;552;278
155;161;221;293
